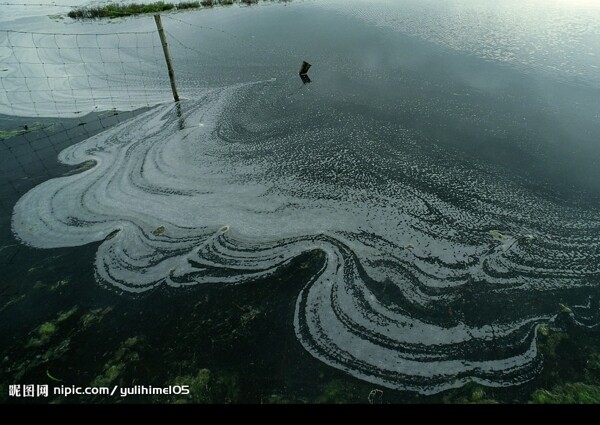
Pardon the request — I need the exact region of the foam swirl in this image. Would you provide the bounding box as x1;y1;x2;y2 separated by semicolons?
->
12;82;600;393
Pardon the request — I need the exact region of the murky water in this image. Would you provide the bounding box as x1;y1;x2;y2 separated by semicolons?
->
2;0;600;400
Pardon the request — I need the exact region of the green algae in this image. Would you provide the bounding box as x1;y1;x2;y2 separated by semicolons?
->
27;322;57;347
152;226;166;236
91;337;141;387
489;230;510;241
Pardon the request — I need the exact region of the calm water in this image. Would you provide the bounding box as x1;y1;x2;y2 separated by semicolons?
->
2;0;600;402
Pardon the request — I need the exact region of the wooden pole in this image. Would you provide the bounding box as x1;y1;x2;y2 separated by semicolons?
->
154;14;179;102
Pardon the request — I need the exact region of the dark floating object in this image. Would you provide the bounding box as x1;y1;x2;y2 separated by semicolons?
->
299;61;312;84
299;60;312;76
300;74;312;85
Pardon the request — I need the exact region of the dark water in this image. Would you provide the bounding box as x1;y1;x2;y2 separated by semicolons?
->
2;1;600;403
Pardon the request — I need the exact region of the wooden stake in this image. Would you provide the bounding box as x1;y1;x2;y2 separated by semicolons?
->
154;14;179;102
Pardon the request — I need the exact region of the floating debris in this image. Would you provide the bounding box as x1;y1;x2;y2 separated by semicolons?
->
152;226;166;236
368;388;383;404
299;61;312;76
489;230;510;241
559;303;572;314
299;61;312;84
80;307;113;329
56;306;78;323
105;229;120;240
46;370;62;382
50;278;70;292
62;160;96;177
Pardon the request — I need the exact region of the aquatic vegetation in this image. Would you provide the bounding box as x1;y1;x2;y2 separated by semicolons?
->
57;306;78;323
442;383;498;404
531;383;600;404
0;124;45;141
0;294;25;313
172;368;241;403
68;2;177;19
587;354;600;371
152;226;166;236
62;160;97;177
67;0;289;19
27;322;57;347
317;380;359;404
559;304;572;314
105;230;120;241
80;307;113;330
239;306;261;328
49;279;70;292
0;128;29;141
26;308;76;347
173;369;212;403
488;230;510;241
178;1;201;8
91;337;141;387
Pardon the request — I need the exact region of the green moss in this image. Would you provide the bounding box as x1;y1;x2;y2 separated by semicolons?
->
531;383;600;404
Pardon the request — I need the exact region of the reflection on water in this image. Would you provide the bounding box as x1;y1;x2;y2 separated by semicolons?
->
5;0;600;394
323;0;600;87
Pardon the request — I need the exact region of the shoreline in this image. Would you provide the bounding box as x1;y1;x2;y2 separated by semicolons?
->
67;0;293;20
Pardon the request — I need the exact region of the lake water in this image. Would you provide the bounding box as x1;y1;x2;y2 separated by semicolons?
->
2;0;600;402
